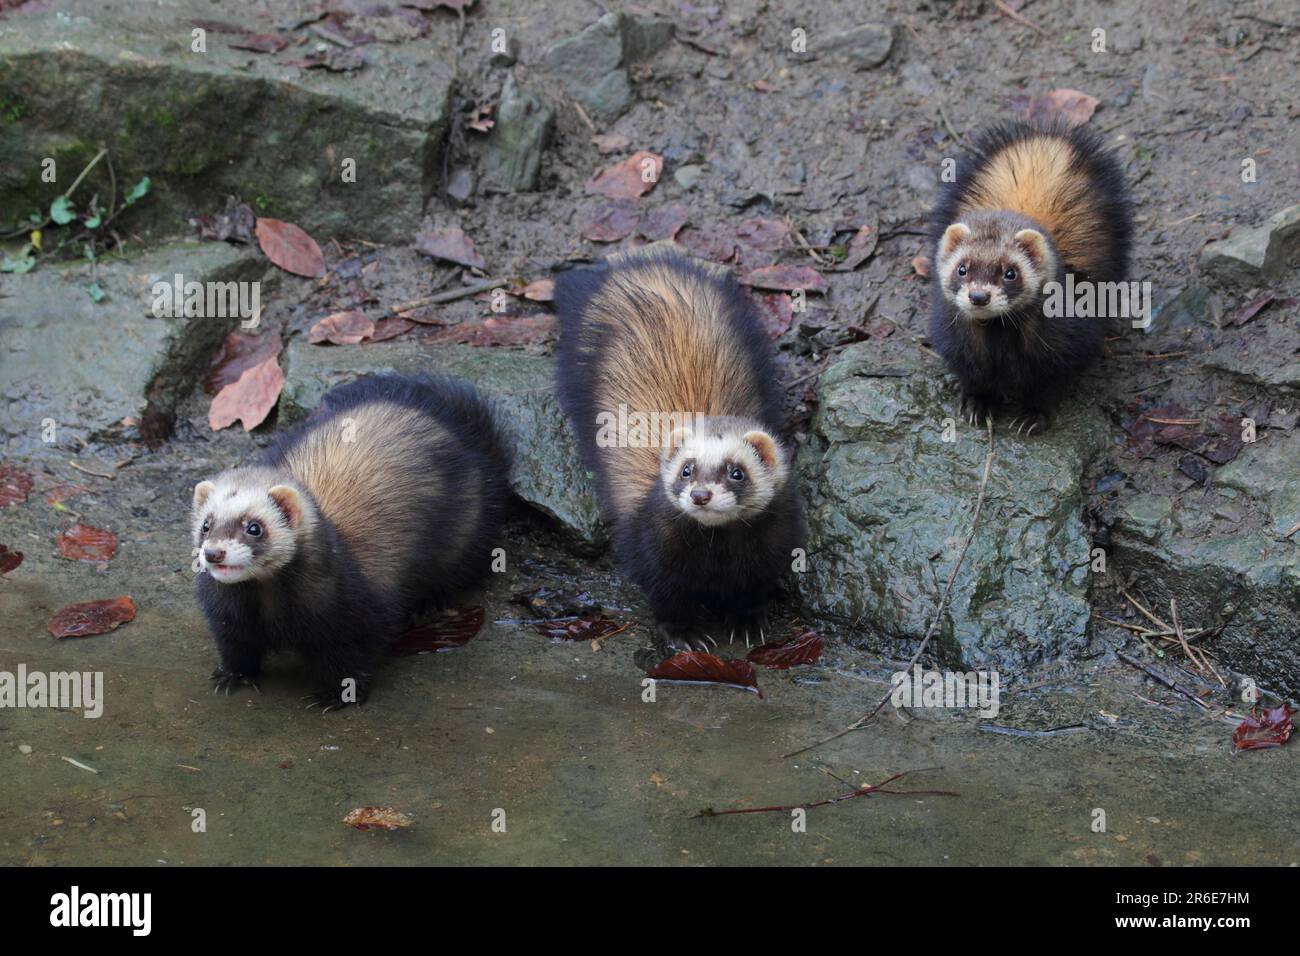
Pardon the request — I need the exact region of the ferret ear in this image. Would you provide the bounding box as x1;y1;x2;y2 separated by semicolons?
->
663;426;693;461
940;223;972;258
267;485;304;529
193;480;215;512
1013;229;1049;267
743;430;780;470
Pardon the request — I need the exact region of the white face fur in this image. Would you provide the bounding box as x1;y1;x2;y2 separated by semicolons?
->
192;473;311;584
661;427;787;527
937;222;1055;321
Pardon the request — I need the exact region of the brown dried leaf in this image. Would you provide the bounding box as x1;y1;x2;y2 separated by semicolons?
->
591;132;631;154
44;484;89;505
208;355;284;432
637;203;689;241
1026;88;1099;127
746;628;824;669
583;200;641;242
309;310;375;345
735;218;790;251
341;807;413;830
0;544;22;575
912;255;932;278
739;264;827;293
48;596;136;639
757;294;794;339
585;151;663;200
229;33;288;53
427;315;556;347
518;278;555;302
204;332;282;395
56;523;118;562
0;464;34;508
255;218;325;277
366;317;415;343
831;221;878;272
415;227;486;270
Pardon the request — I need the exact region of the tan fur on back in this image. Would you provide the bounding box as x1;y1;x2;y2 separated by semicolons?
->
582;254;766;519
281;402;453;585
958;135;1106;274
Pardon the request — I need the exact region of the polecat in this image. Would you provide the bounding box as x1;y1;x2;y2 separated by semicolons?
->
927;120;1133;432
192;374;510;709
554;250;802;652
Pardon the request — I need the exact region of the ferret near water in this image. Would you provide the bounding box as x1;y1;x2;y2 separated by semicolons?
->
927;120;1133;432
555;250;802;651
192;374;510;708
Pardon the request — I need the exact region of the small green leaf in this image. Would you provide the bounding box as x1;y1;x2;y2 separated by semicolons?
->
87;282;107;302
84;213;102;229
50;195;75;225
124;177;151;206
1;252;36;274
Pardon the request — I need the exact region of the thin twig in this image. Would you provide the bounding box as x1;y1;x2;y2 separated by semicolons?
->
68;461;116;481
784;419;996;758
1115;649;1210;711
389;278;510;315
992;0;1048;34
692;769;957;818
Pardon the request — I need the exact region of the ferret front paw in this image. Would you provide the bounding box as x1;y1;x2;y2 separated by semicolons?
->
654;621;713;654
211;668;259;695
724;608;770;649
961;393;997;429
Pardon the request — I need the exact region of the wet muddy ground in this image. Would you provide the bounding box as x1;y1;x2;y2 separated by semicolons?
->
2;0;1299;864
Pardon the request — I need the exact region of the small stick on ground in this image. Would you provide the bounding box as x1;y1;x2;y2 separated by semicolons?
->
693;769;957;819
992;0;1048;34
68;461;116;481
1282;519;1300;539
1115;648;1210;711
784;419;996;759
389;278;510;315
1169;598;1199;672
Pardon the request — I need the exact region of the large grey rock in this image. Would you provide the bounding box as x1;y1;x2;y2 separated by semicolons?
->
541;12;673;121
0;241;265;454
480;76;555;194
792;23;895;69
0;0;455;242
1199;204;1300;287
798;345;1108;674
281;337;605;549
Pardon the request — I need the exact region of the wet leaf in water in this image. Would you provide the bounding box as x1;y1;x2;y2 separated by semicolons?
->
1232;705;1293;751
739;265;827;293
0;544;22;575
0;464;34;508
646;651;762;697
255;218;325;277
392;606;485;654
415;227;486;270
309;310;375;345
56;523;118;561
208;355;284;432
747;628;824;669
585;151;663;200
341;807;413;830
48;596;136;638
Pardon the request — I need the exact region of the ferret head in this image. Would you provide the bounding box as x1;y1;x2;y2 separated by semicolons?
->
191;469;315;584
660;421;789;527
936;214;1057;321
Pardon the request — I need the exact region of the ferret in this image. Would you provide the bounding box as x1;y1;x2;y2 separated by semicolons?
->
192;374;510;709
554;249;802;652
927;120;1133;432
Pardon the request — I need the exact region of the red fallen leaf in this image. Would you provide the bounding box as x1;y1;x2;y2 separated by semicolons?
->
309;310;375;345
0;544;22;575
638;203;689;241
583;200;641;242
735;218;790;251
43;485;90;507
831;221;878;272
912;255;932;278
1232;705;1293;751
466;103;494;133
341;807;413;830
751;79;779;93
585;150;663;200
392;605;485;654
747;628;824;669
428;314;555;347
533;616;628;642
48;596;136;639
208;354;284;432
518;278;555;302
678;226;738;264
415;227;486;270
204;331;282;395
591;132;631;154
56;523;118;562
739;264;827;293
0;464;34;508
255;218;324;277
757;293;793;339
646;651;763;697
1026;88;1099;127
366;317;415;343
229;33;288;53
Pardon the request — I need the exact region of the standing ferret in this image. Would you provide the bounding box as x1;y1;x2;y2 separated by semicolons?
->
192;374;510;709
555;250;802;651
927;120;1133;432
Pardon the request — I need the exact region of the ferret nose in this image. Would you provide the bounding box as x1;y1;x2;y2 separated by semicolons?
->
204;547;226;564
690;489;713;506
969;290;991;307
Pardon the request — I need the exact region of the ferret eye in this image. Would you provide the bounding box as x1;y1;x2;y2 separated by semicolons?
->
957;264;967;277
245;521;263;538
729;467;746;482
1004;268;1018;282
201;518;211;535
680;464;692;479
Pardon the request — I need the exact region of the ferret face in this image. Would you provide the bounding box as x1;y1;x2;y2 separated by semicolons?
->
191;472;310;584
661;427;787;527
937;221;1054;321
